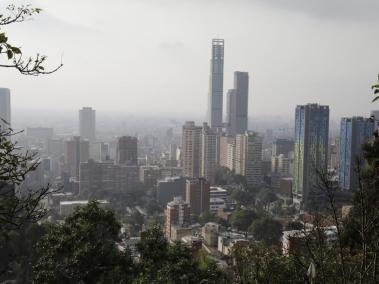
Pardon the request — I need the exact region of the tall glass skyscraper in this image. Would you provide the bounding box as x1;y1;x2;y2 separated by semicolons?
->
227;71;249;135
207;39;224;130
293;104;329;209
339;117;374;191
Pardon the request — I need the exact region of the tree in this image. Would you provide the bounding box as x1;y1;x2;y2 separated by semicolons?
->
0;223;46;282
249;216;283;246
230;209;257;231
232;242;307;283
256;188;278;211
0;128;53;243
33;201;135;283
0;4;62;75
135;225;228;283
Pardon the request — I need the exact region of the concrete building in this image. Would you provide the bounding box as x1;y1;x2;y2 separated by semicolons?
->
79;160;139;197
116;136;138;166
293;104;329;209
185;178;210;215
165;197;191;240
272;138;294;157
339;117;374;191
207;39;224;130
182;121;202;178
218;232;248;256
226;71;249;135
201;123;219;184
219;135;235;171
64;136;90;178
156;176;186;206
90;142;109;162
202;222;219;247
235;131;263;188
0;88;11;130
139;166;160;187
79;107;96;142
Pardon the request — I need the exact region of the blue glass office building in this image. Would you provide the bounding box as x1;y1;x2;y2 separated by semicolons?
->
339;117;374;190
293;104;329;209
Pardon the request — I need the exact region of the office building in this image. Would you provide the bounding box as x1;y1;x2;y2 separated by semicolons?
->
201;123;219;184
272;138;294;157
235;131;263;188
79;107;96;142
182;121;202;178
185;178;210;215
157;176;186;206
165;197;191;240
116;136;138;165
226;71;249;135
64;136;90;178
207;39;224;130
79;160;139;197
293;104;329;209
339;117;374;191
0;88;11;130
219;135;235;170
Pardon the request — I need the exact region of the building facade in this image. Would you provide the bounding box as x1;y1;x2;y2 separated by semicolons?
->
116;136;138;165
235;131;263;188
165;197;191;240
207;39;224;130
293;104;329;209
182;121;202;178
185;178;210;215
339;117;374;190
201;123;219;184
79;107;96;142
226;71;249;135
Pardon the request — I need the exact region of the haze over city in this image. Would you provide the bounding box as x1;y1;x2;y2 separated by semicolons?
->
1;0;379;121
1;1;379;282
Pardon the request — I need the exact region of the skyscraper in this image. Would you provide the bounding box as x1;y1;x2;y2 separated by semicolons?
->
227;72;249;135
293;104;329;209
207;39;224;130
185;178;210;215
182;121;202;178
339;117;374;191
235;131;263;188
200;123;219;184
116;136;138;166
79;107;96;142
64;136;90;178
0;88;11;130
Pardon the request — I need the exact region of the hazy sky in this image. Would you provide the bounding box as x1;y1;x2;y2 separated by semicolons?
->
1;0;378;120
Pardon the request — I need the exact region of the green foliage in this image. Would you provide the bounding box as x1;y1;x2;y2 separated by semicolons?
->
0;128;51;242
135;225;228;283
0;223;46;283
249;217;283;246
33;201;134;283
231;188;254;206
230;208;257;231
233;243;307;283
256;188;278;210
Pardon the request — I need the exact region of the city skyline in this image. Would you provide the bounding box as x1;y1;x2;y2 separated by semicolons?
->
0;0;378;119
